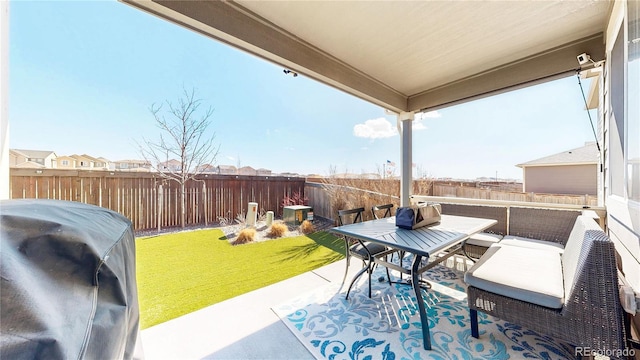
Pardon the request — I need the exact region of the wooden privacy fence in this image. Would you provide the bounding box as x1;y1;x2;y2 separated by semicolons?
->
432;184;598;206
9;169;305;231
306;180;598;221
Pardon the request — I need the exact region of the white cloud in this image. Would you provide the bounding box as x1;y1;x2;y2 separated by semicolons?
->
413;110;442;130
353;117;397;139
354;111;442;138
413;121;427;130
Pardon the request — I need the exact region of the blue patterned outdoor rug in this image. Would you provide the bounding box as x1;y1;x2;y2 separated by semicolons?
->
273;259;576;360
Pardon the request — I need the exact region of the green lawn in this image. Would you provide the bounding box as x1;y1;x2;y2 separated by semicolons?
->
136;229;345;329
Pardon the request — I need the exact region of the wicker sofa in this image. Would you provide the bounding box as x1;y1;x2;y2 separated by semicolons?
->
438;203;582;259
464;215;627;356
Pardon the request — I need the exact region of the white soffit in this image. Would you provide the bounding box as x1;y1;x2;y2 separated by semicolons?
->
238;1;605;93
122;0;610;113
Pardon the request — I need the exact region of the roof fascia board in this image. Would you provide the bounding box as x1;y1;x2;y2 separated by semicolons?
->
121;0;408;112
409;34;605;112
517;162;599;168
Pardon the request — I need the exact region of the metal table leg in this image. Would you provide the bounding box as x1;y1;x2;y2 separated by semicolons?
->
411;254;432;350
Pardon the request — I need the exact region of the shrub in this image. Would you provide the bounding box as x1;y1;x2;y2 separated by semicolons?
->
299;220;315;235
232;228;256;245
267;222;288;238
282;191;308;207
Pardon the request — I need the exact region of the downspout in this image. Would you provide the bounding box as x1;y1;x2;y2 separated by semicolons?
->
0;1;8;200
398;112;414;206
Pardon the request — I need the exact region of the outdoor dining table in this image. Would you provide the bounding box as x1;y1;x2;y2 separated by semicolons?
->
329;214;498;351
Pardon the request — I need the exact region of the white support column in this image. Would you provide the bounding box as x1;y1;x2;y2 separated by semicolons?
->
0;2;9;200
398;111;414;206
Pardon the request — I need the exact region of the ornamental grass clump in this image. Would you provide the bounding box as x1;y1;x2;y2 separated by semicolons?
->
299;220;315;235
268;222;288;238
233;228;256;245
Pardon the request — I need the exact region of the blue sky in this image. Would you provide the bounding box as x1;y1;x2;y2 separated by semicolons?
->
9;1;597;180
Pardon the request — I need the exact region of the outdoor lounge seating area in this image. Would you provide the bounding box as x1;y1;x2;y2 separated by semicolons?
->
465;215;627;355
411;196;587;260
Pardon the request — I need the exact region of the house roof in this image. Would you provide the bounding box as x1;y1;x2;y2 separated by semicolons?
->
115;159;151;165
13;161;46;169
159;159;182;166
517;142;599;168
122;1;610;113
11;149;56;158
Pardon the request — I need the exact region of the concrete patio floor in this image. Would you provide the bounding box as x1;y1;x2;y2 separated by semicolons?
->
138;259;360;360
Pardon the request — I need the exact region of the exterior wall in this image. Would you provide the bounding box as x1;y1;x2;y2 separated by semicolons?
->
72;156;93;169
0;1;7;199
523;164;597;195
604;0;640;335
115;161;151;171
43;153;56;168
56;156;76;169
158;160;181;172
216;166;237;175
238;167;256;175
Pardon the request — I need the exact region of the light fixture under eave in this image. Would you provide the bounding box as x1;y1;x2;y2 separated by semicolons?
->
283;69;298;77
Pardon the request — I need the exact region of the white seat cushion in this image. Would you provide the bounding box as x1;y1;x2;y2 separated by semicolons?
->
464;245;564;309
496;235;564;254
465;232;503;247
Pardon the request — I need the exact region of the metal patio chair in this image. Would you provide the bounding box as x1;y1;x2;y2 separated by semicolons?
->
371;203;394;219
338;207;396;299
371;203;407;280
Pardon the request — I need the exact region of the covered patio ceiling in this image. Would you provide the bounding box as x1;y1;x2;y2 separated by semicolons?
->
122;0;611;114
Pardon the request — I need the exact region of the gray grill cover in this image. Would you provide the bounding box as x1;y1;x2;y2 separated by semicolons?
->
1;199;139;359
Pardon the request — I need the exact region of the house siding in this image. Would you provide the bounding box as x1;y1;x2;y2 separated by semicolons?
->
523;164;597;195
604;0;640;333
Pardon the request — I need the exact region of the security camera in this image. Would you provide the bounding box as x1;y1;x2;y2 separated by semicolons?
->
577;53;591;65
283;69;298;77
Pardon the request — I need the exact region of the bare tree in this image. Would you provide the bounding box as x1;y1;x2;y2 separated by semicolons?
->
139;88;219;228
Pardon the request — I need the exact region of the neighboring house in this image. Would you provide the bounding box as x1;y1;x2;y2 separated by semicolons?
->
256;168;272;176
158;159;182;172
279;172;302;177
237;166;256;175
95;157;114;170
517;142;598;195
197;164;217;173
114;159;152;172
70;154;96;169
216;165;237;175
9;149;57;168
55;155;77;169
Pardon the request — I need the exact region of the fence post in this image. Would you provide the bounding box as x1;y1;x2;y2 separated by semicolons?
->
157;184;163;232
203;182;208;227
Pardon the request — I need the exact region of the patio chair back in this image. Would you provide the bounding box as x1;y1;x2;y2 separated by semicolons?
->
338;207;365;226
371;204;393;219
